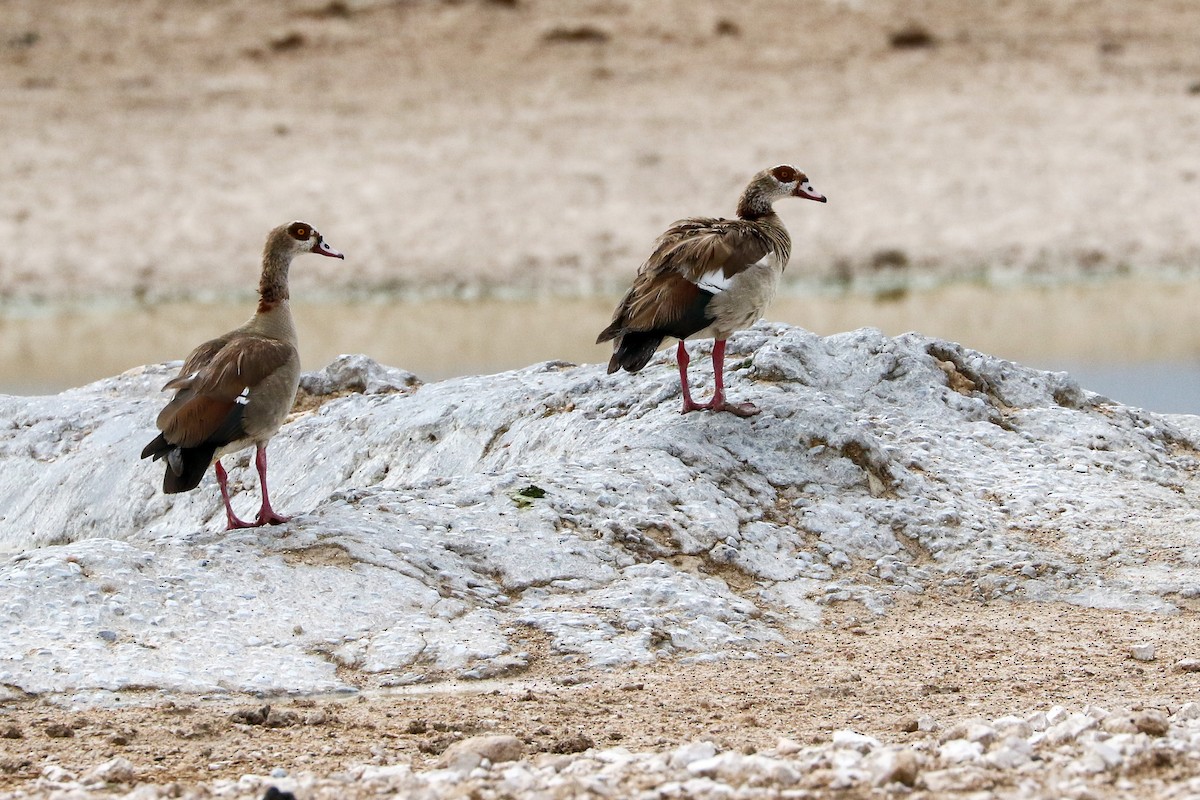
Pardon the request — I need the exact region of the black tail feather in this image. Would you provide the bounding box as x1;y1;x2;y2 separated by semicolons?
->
140;433;171;461
609;331;666;374
162;443;217;494
142;434;216;494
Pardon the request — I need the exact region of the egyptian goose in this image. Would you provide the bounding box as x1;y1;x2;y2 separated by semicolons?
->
140;221;344;529
597;165;826;416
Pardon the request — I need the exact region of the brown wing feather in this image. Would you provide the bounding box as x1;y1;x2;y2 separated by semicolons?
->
157;395;239;448
187;336;295;397
155;335;295;447
620;272;705;333
161;335;231;391
652;217;774;284
599;217;777;341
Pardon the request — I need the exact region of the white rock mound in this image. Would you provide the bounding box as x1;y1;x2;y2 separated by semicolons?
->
1;323;1198;697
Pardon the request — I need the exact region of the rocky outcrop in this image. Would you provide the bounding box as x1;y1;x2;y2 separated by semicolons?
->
1;324;1198;697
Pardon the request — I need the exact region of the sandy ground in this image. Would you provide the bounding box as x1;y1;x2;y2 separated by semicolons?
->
1;0;1199;305
4;2;1200;796
3;593;1200;793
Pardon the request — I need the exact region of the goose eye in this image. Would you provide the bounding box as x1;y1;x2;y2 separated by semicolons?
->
287;222;310;240
771;166;797;183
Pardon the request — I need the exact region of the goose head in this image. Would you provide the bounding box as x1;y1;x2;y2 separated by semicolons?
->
271;220;345;261
737;165;825;219
763;164;826;204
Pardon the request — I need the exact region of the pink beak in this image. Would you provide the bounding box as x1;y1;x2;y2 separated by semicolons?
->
796;184;827;203
313;238;345;259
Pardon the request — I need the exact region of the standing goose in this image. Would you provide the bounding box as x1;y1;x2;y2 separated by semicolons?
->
141;221;344;529
597;165;826;416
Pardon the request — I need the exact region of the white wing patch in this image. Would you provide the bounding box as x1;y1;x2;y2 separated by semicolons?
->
694;268;735;294
235;386;251;406
691;254;773;294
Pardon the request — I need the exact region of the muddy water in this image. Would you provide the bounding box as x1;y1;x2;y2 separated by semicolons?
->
2;278;1199;412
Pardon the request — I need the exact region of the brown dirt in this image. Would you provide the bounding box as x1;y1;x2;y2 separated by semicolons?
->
4;1;1200;795
3;592;1200;792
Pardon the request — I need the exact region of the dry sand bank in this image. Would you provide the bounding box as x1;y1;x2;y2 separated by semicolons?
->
1;0;1199;303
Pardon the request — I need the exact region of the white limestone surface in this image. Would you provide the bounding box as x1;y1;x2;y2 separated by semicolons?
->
1;323;1198;699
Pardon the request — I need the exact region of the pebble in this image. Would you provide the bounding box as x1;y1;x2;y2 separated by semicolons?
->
1176;658;1200;673
1176;702;1200;721
865;747;920;787
1130;643;1157;661
939;739;983;763
992;715;1032;738
17;702;1200;798
439;735;525;771
1042;713;1096;745
774;737;803;756
986;744;1029;770
832;729;880;753
1101;714;1140;734
1133;710;1169;737
939;719;996;746
669;741;718;769
82;757;136;785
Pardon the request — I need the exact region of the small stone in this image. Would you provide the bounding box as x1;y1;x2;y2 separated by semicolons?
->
1043;713;1096;745
82;757;135;785
1175;658;1200;673
97;630;118;642
938;739;983;763
1130;643;1156;661
985;746;1029;770
1046;706;1070;725
550;734;593;754
41;764;75;782
939;719;996;746
775;737;803;756
1;725;22;739
992;716;1032;738
1101;715;1139;734
1175;702;1200;721
1084;740;1124;771
230;705;271;726
440;734;525;770
45;723;74;738
669;741;718;769
921;765;992;792
264;708;299;728
832;729;880;753
866;747;920;787
896;715;919;733
1133;710;1169;737
916;714;939;732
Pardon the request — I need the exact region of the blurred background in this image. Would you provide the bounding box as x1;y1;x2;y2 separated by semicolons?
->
1;0;1198;409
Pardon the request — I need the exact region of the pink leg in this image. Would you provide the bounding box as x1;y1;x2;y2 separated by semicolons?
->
254;444;290;526
214;461;255;530
677;341;704;413
706;340;761;417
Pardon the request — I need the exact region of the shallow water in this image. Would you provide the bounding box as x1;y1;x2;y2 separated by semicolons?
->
2;277;1199;413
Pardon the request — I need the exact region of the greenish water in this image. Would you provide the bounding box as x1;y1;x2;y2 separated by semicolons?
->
3;278;1200;413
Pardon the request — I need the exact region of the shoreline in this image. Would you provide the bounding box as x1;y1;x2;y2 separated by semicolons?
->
4;274;1200;402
